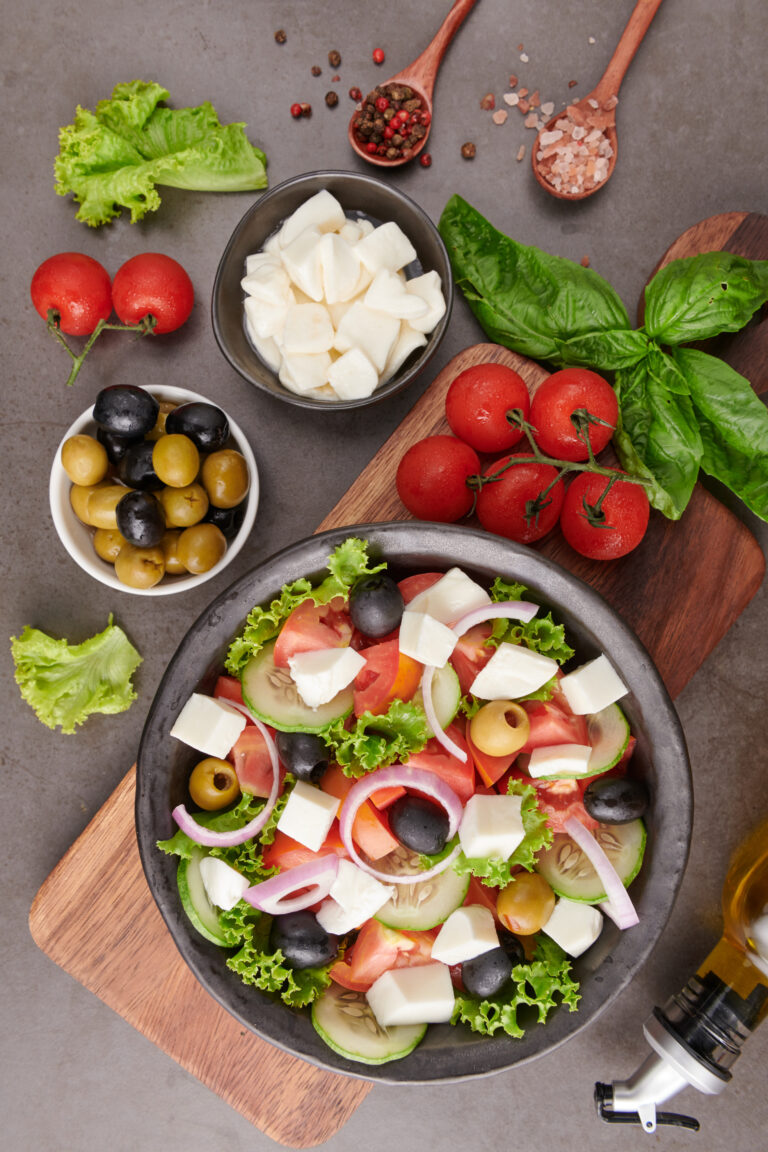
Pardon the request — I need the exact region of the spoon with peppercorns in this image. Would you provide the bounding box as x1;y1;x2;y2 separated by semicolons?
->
349;0;479;168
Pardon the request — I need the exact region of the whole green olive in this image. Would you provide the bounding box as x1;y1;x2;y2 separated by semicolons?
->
61;434;109;486
93;528;125;563
85;484;130;530
177;523;227;573
70;481;109;523
159;482;209;527
470;700;531;757
189;757;240;810
114;542;165;589
152;433;200;488
161;530;187;575
496;872;555;936
145;400;178;442
201;449;250;509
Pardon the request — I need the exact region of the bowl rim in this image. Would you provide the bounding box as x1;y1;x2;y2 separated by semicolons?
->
211;168;454;411
135;521;692;1082
49;385;259;597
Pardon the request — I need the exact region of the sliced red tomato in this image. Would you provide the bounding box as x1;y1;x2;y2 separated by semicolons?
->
352;638;423;717
464;875;502;921
320;763;399;860
230;725;282;797
449;622;493;695
272;596;353;668
397;572;443;604
519;698;588;753
466;724;518;787
261;821;349;872
369;784;406;810
501;770;599;833
406;724;476;805
214;674;246;708
330;919;436;991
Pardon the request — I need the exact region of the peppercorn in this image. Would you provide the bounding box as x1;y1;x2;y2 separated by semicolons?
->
300;102;312;117
372;48;385;64
290;103;302;119
461;141;476;159
325;91;339;108
349;86;362;101
311;65;322;76
420;152;432;168
328;49;341;68
274;29;286;44
480;93;495;111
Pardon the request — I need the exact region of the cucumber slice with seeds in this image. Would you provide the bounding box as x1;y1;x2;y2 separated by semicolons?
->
376;863;469;931
312;982;426;1064
241;639;354;732
533;703;630;781
177;845;228;945
535;818;646;903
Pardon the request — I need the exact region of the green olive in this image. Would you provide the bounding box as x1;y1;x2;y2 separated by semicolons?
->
114;542;165;589
61;434;109;486
161;530;187;575
189;757;240;810
497;873;555;936
470;700;531;756
145;400;178;441
70;481;110;523
152;433;200;487
201;449;250;509
85;484;130;529
93;528;125;563
176;523;227;574
158;482;209;527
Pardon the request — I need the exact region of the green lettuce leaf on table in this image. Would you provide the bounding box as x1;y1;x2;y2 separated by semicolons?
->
454;780;553;887
55;80;268;227
10;615;141;734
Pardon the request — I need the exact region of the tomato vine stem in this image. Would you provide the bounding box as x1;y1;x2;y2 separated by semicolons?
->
45;309;158;386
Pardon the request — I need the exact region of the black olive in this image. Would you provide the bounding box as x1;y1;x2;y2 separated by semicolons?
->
166;401;230;452
204;501;246;540
97;426;143;465
389;794;449;856
93;385;159;437
116;490;166;548
118;440;163;490
461;947;513;998
497;927;525;966
276;731;329;783
349;572;404;638
583;776;649;824
270;911;338;969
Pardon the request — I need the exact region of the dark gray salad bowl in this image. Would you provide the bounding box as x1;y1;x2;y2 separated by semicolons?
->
136;522;692;1084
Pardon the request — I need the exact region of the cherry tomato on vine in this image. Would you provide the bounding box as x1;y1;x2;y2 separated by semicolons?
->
30;252;112;336
560;471;650;560
396;435;480;522
445;363;530;453
111;253;194;334
530;368;618;461
475;452;565;543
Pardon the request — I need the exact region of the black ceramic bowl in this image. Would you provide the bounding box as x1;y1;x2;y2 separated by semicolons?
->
136;523;691;1083
211;170;453;410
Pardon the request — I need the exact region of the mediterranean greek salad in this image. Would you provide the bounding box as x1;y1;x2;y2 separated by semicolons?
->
158;538;648;1064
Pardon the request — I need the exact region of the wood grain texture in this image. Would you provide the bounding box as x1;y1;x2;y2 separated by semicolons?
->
28;213;766;1146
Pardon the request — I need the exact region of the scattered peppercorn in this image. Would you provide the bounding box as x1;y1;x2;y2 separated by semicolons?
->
332;74;340;81
420;152;432;167
568;79;578;88
290;103;303;119
325;91;339;108
580;255;591;268
372;48;385;64
480;92;495;111
349;86;363;101
461;142;476;159
311;65;322;76
274;29;287;44
300;102;312;118
328;49;341;68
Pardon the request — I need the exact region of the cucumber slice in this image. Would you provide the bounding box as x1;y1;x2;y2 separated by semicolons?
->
536;819;646;903
312;982;426;1064
415;663;461;734
241;639;354;732
587;703;630;775
376;865;470;931
177;845;228;945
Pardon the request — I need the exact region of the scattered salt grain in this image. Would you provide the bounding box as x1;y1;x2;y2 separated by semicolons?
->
516;145;526;161
509;74;518;87
588;36;596;44
518;98;530;114
492;108;508;125
520;52;529;62
525;112;541;129
504;92;520;106
541;101;555;117
518;87;529;98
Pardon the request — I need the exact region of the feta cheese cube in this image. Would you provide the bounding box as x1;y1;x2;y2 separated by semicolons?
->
380;324;427;383
279;351;332;396
315;860;395;934
317;232;362;304
327;348;380;401
470;642;559;700
366;962;455;1027
333;301;400;372
431;905;499;965
403;270;447;334
364;270;430;320
244;251;282;276
398;611;457;668
280;228;324;301
243;294;290;341
527;743;594;778
356;221;417;275
542;897;603;957
559;654;628;715
281;302;334;355
458;793;525;860
169;693;246;758
278;189;346;248
199;856;249;911
241;262;294;307
276;779;340;852
288;646;366;708
405;566;491;625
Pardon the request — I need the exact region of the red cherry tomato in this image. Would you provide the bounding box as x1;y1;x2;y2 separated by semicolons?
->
30;252;112;336
445;363;531;453
475;452;565;543
111;253;194;334
560;471;650;560
396;435;480;522
530;368;618;461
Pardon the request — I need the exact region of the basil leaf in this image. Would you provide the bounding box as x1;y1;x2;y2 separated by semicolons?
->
644;252;768;345
673;348;768;520
614;348;703;518
439;195;638;367
557;328;650;370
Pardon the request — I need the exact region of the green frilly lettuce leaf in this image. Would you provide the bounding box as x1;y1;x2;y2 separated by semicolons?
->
488;577;575;665
224;907;333;1008
326;699;431;778
454;780;553;887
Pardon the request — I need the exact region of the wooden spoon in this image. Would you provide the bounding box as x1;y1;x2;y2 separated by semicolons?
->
532;0;665;200
349;0;479;168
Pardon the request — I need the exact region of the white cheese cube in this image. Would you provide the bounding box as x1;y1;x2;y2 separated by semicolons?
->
199;856;249;911
527;743;594;778
244;251;282;276
278;189;346;248
279;351;332;396
262;232;281;255
559;654;628;715
366;962;455;1027
246;331;282;372
364;270;430;320
542;897;603;957
327;348;380;401
334;301;400;372
398;611;457;668
280;228;324;301
380;324;427;383
403;270;447;334
318;232;362;304
276;780;340;852
458;794;525;860
315;860;395;934
241;262;294;307
170;693;246;758
356;221;417;275
405;567;492;626
281;302;335;355
288;646;366;708
431;905;499;965
339;220;364;245
243;294;290;341
470;642;559;700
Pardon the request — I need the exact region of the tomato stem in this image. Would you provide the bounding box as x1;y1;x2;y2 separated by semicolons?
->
45;310;158;386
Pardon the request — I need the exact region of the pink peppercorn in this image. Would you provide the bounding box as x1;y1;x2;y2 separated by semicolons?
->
290;103;303;119
372;48;385;64
420;152;432;167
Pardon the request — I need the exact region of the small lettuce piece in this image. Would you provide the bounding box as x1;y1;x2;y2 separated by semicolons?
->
226;538;385;674
451;935;580;1038
488;578;574;665
326;699;431;777
454;780;553;887
10;615;141;734
225;909;333;1007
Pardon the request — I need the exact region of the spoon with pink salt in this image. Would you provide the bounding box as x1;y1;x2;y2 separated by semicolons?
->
532;0;665;200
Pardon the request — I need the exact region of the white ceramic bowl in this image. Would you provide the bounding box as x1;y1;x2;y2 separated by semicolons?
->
49;385;259;596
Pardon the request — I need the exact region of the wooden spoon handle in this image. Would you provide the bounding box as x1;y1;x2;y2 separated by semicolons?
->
593;0;665;103
390;0;480;96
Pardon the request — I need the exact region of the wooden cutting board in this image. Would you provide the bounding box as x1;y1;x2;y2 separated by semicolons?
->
28;213;766;1147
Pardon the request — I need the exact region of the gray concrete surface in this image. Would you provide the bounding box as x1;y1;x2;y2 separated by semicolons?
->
2;1;766;1149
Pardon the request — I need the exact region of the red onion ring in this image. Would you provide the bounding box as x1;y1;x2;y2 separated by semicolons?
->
420;664;468;763
243;855;339;915
564;815;639;929
172;703;281;848
338;765;463;884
